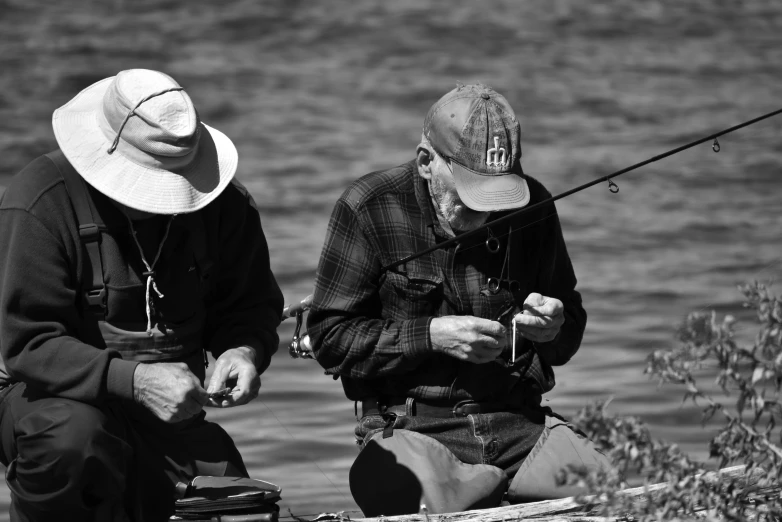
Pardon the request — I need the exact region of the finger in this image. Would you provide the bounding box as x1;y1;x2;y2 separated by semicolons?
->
192;385;210;407
474;334;503;349
517;325;558;343
472;340;503;360
475;344;504;358
217;361;259;407
516;310;564;330
443;347;469;361
474;349;503;363
523;297;563;318
472;318;507;338
181;397;205;417
228;376;259;407
550;314;565;330
251;375;262;396
514;312;551;328
206;395;230;408
516;329;547;343
523;292;545;308
241;378;261;403
206;361;231;394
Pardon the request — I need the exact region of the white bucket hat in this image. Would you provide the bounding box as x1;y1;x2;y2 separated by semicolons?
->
52;69;238;214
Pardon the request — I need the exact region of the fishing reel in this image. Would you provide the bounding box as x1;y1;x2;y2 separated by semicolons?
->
289;312;314;359
283;295;314;359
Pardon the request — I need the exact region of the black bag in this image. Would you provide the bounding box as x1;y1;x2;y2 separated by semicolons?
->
171;476;282;521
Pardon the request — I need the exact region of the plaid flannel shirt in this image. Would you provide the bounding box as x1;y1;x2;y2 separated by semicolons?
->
307;160;586;405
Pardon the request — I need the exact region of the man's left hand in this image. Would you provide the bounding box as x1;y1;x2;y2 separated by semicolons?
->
206;346;261;408
513;293;565;343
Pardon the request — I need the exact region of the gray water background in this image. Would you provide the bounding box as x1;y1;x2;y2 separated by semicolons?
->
0;0;781;518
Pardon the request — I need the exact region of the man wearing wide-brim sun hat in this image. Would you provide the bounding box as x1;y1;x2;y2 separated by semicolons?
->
0;69;283;521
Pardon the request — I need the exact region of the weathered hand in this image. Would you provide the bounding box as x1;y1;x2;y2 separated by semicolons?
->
206;346;261;408
513;293;565;343
133;362;209;423
430;315;506;364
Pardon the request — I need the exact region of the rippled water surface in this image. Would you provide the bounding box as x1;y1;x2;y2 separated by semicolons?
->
1;0;781;518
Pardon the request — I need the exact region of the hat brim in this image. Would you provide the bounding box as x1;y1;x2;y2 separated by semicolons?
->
451;161;530;212
52;77;237;215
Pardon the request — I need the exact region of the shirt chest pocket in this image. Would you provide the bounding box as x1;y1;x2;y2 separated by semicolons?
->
382;271;444;319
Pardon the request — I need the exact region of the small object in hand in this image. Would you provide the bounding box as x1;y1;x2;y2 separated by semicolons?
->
495;302;516;325
209;387;232;399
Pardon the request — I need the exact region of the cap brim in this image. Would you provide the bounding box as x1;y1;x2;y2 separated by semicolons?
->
451;161;530;212
52;77;237;215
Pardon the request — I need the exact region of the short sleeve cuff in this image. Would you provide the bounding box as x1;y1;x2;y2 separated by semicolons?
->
400;316;433;360
107;358;140;401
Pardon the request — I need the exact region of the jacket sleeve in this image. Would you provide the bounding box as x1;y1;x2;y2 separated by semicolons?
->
532;204;587;366
203;182;283;374
0;205;137;404
306;198;432;379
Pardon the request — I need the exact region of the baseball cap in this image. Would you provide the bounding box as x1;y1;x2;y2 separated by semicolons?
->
423;83;530;212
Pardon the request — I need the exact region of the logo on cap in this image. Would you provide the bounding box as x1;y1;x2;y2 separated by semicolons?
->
486;136;509;168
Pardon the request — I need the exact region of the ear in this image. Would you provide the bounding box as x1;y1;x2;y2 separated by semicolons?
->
416;141;434;180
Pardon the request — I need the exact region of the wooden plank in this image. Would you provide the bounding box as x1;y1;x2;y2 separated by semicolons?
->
354;465;762;522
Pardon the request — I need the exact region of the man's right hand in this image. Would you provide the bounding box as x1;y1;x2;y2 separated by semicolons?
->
430;315;506;363
132;362;209;423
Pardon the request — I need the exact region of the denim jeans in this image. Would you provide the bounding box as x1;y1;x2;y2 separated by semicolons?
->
354;406;547;477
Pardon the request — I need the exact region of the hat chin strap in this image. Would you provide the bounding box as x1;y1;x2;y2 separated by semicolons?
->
106;87;184;154
96;89;201;172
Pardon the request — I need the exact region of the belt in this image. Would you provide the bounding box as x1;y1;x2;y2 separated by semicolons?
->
360;397;515;419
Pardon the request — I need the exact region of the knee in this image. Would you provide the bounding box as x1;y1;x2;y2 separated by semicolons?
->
16;400;126;475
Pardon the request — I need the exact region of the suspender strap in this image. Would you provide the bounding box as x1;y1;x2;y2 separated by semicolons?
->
177;212;213;282
45;151;107;321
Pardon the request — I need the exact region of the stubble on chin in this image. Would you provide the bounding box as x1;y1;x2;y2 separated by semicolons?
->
437;189;489;231
449;206;490;231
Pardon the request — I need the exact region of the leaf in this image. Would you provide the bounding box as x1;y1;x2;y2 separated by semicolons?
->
752;366;766;385
737;393;746;414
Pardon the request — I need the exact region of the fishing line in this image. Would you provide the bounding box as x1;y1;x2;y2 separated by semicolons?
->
381;106;782;274
258;399;352;504
279;110;782;509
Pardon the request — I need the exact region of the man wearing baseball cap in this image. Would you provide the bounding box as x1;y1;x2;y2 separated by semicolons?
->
0;69;283;521
308;84;608;515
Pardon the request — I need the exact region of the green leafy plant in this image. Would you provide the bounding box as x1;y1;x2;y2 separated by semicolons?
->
560;281;782;520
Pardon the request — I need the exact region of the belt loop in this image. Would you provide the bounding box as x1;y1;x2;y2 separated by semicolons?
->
405;397;415;416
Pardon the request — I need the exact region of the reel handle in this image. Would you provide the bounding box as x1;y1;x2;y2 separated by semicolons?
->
282;294;313;321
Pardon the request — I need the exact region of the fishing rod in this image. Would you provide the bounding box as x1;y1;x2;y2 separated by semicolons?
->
282;294;314;358
381;107;782;274
280;107;782;358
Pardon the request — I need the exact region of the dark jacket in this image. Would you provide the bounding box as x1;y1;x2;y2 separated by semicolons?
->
0;152;283;404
